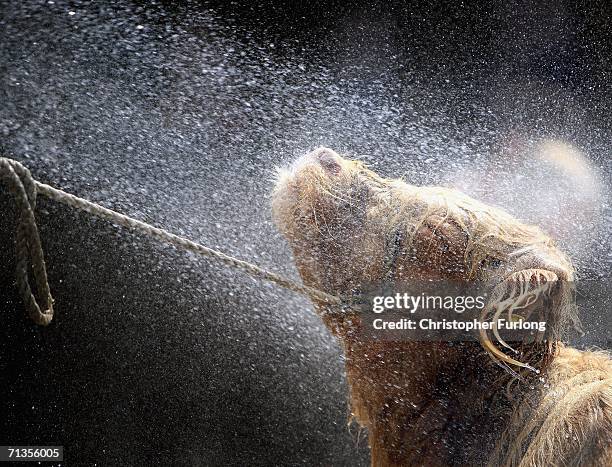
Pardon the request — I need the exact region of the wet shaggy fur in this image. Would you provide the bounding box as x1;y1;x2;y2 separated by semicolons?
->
272;148;612;466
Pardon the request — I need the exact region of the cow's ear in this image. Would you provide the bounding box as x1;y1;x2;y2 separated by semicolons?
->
478;268;578;374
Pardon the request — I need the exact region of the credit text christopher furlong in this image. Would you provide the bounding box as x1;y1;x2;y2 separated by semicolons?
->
370;293;547;332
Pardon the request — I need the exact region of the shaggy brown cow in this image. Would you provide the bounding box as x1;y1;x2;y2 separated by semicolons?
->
272;148;611;467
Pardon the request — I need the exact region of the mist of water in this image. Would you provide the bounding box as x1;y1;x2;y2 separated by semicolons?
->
1;0;609;361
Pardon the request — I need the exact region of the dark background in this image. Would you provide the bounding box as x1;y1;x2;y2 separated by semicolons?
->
1;1;611;465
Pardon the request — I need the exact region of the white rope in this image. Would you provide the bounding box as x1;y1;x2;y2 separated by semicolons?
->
35;181;344;305
1;157;345;325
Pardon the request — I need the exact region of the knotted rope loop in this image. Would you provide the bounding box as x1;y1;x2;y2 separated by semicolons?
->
0;158;54;325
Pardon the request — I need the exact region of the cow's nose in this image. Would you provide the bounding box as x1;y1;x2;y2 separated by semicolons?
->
312;147;341;175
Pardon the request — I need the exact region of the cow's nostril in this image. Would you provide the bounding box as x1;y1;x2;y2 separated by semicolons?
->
315;148;342;175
